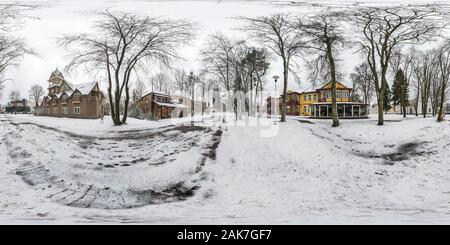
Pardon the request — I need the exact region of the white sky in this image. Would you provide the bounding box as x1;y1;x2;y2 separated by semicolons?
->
1;0;449;104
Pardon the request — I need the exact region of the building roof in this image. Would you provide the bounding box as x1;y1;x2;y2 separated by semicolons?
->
48;67;65;80
55;92;65;99
140;90;171;100
153;100;187;108
316;81;352;91
71;81;97;95
287;90;301;94
283;81;352;96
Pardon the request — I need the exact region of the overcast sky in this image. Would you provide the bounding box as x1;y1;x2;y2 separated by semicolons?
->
1;0;448;104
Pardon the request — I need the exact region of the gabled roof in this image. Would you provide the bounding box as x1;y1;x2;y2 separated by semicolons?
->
317;81;351;90
63;81;97;96
49;67;65;80
287;90;301;94
71;81;97;95
55;92;65;99
140;90;171;100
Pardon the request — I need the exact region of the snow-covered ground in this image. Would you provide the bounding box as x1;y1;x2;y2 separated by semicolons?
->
1;113;449;224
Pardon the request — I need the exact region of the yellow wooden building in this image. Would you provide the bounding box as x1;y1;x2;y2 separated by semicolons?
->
272;81;368;118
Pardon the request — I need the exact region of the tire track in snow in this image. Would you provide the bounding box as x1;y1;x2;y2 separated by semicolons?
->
2;116;223;209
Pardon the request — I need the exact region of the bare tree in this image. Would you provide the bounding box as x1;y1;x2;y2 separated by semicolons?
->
413;52;437;118
201;77;219;115
351;62;375;105
0;2;38;84
173;68;189;97
0;76;6;97
390;49;415;116
28;84;44;108
352;6;444;125
9;90;20;101
0;37;34;80
200;33;248;119
241;47;270;116
131;80;145;103
60;10;194;125
150;73;173;94
0;1;41;32
201;34;245;93
300;12;346;127
186;71;199;119
436;40;450;122
238;14;306;122
411;67;422;116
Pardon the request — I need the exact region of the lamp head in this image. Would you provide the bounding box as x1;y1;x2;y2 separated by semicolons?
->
272;75;279;82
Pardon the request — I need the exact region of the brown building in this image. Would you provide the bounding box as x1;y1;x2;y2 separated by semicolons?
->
36;68;105;119
137;91;187;119
6;99;31;113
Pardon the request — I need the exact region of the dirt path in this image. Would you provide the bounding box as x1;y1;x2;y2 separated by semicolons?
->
1;115;223;209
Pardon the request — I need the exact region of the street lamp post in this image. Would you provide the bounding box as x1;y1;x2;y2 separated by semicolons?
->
273;75;279;97
272;75;279;120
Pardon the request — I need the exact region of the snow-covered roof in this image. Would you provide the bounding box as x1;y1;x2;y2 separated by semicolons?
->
153;100;187;108
48;84;60;89
55;92;64;99
72;81;97;95
142;90;170;97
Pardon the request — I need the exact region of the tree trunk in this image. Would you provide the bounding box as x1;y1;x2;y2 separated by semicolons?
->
281;58;288;122
327;41;339;127
191;84;195;118
113;79;122;125
422;97;427;118
414;97;419;117
437;83;447;122
201;86;205;117
377;86;384;125
121;84;130;124
378;70;388;125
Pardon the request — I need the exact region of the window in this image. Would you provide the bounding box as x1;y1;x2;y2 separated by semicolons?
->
303;106;307;112
53;108;58;114
308;95;311;101
303;95;306;101
74;107;81;114
313;94;317;101
63;107;68;115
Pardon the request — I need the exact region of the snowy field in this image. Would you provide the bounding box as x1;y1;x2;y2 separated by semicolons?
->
1;113;450;224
